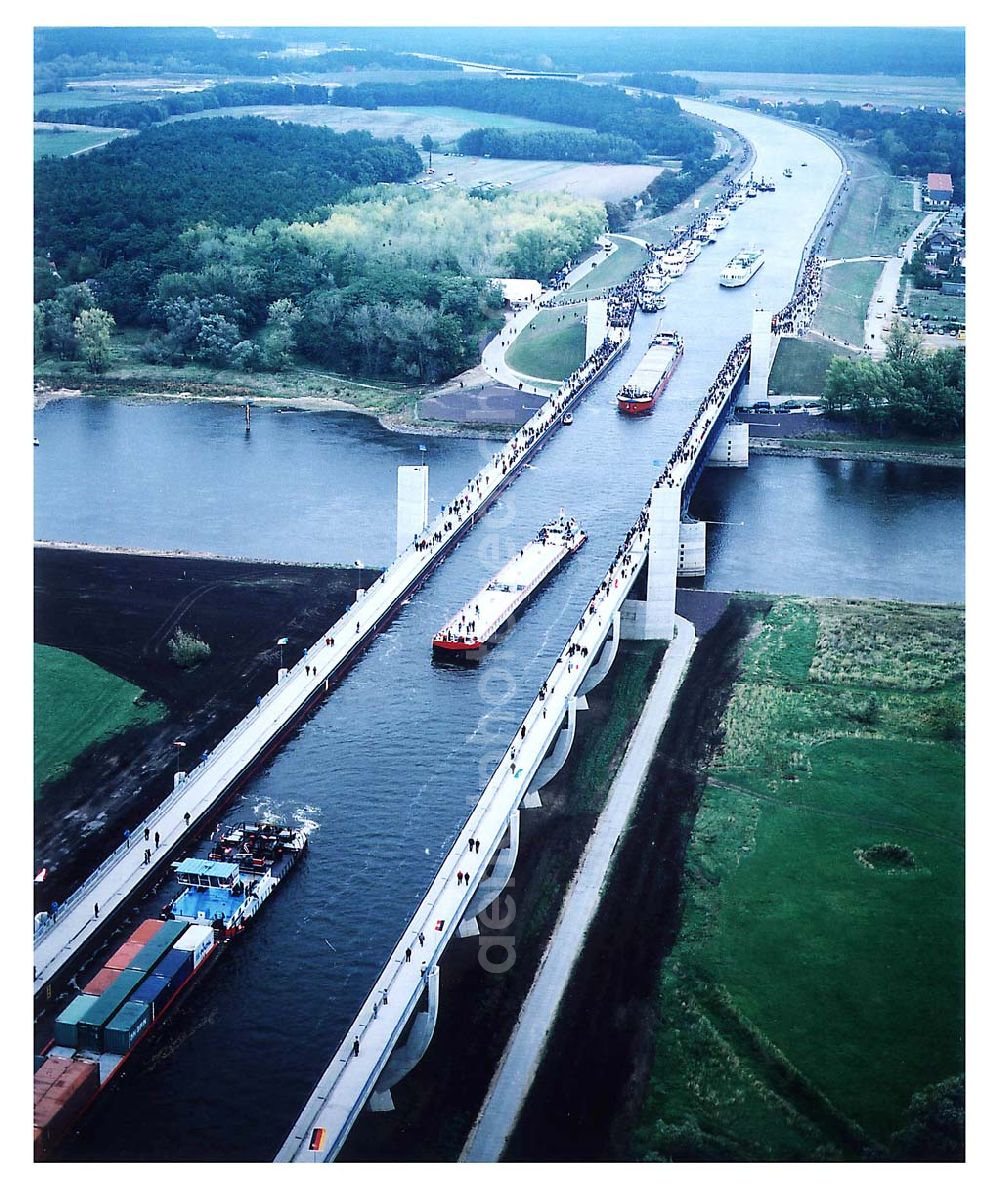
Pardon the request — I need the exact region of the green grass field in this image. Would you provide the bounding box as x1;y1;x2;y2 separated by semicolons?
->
562;235;649;298
34;645;166;799
826;166;923;262
634;597;964;1161
34;128;127;160
768;336;857;396
504;306;587;381
814;260;884;346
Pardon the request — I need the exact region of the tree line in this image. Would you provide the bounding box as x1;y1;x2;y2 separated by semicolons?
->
822;324;964;438
455;127;644;163
619;72;715;97
37;76;716;164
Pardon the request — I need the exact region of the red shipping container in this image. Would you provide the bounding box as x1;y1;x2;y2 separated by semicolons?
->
128;918;168;946
104;939;144;971
83;966;123;996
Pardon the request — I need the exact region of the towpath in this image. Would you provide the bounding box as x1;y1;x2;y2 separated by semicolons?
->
459;617;697;1162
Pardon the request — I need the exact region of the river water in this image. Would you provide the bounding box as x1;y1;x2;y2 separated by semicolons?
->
33;103;962;1161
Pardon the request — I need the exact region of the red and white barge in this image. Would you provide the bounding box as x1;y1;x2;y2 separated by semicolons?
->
616;330;684;416
433;512;587;661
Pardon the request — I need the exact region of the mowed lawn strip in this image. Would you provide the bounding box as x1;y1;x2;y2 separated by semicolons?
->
505;305;587;381
635;597;964;1160
561;235;649;298
815;259;884;346
34;644;166;799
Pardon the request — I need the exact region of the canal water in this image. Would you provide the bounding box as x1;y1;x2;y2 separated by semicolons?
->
33;104;962;1161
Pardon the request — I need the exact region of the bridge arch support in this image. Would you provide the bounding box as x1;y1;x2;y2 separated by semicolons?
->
368;965;440;1113
458;810;520;939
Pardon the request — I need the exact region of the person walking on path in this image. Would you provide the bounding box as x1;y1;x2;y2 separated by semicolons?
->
382;989;388;1006
144;848;151;866
144;827;150;842
457;870;464;886
474;839;480;854
418;932;425;948
469;837;475;852
154;831;160;850
464;871;470;886
353;1037;360;1057
94;902;99;919
123;828;130;849
405;947;412;963
184;812;190;828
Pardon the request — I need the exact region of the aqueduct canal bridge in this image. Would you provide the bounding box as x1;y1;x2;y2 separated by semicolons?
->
42;103;843;1162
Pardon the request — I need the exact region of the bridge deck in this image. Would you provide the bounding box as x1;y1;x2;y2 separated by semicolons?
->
276;528;650;1162
33;342;627;998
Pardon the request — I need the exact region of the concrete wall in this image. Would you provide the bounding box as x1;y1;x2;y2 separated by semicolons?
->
585;298;610;357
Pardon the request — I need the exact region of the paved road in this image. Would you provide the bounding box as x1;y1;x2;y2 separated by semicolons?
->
862;212;939;358
460;617;697;1162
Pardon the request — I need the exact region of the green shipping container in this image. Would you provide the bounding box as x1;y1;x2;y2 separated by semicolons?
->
76;969;150;1052
102;1000;151;1056
54;994;99;1048
124;920;187;977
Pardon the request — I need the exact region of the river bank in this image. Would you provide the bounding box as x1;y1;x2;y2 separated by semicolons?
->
750;439;965;468
33;547;378;908
33;381;513;440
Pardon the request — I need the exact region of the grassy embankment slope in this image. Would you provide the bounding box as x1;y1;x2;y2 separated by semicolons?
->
504;235;648;381
770;154;923;389
34;644;165;800
634;597;964;1161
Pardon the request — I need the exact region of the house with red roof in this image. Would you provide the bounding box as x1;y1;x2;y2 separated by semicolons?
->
925;173;954;208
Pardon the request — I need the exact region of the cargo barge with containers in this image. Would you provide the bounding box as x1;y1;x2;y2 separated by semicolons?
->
432;512;586;661
616;330;685;416
33;821;307;1160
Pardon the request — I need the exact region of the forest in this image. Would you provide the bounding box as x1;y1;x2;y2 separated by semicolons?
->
34;122;604;385
303;26;965;78
33;26;455;92
34;118;422;285
455;127;645;163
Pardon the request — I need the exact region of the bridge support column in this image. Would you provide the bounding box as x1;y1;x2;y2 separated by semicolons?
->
578;610;621;697
634;483;681;640
368;965;440;1113
521;694;581;809
396;465;429;558
746;308;774;407
677;519;706;578
458;810;520;938
707;420;749;467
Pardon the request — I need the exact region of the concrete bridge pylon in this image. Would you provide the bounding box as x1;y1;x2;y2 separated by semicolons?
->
746;307;775;407
396;465;429;558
